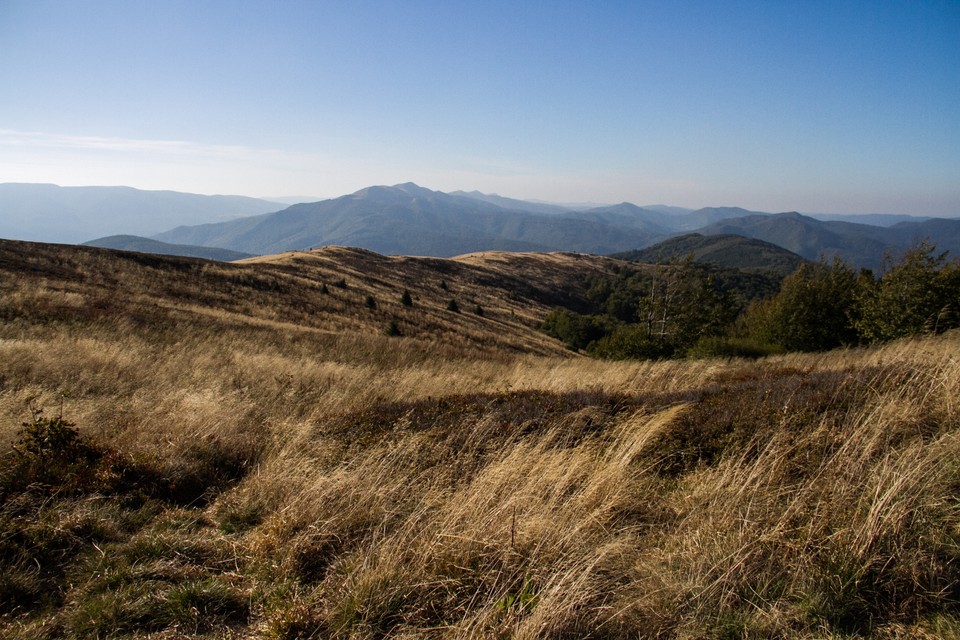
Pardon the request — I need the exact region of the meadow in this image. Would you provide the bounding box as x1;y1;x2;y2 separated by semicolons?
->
1;240;958;638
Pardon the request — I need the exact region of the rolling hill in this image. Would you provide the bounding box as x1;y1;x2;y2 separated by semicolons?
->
152;183;959;268
83;235;255;261
699;211;960;269
614;232;806;276
2;238;958;638
0;238;621;356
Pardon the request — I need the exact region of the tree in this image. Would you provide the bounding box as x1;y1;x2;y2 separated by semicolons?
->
629;260;734;358
853;242;960;343
541;308;608;351
400;290;413;306
745;258;858;352
542;260;738;360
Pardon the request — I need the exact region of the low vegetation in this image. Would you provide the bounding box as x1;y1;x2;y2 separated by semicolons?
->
1;239;958;638
544;242;960;360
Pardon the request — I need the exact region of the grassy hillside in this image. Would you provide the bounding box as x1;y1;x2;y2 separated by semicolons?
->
1;240;958;639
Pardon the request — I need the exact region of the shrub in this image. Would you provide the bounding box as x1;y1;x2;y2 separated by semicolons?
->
385;320;402;337
365;295;377;309
400;290;413;306
2;408;108;498
14;407;93;463
687;335;784;359
590;324;676;360
446;299;460;313
541;308;609;352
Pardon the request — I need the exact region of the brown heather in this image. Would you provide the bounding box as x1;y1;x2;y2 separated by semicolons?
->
0;239;958;639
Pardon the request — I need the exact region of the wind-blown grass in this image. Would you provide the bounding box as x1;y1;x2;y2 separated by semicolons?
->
1;241;958;638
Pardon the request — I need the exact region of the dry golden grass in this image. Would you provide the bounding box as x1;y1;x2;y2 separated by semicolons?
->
1;240;958;638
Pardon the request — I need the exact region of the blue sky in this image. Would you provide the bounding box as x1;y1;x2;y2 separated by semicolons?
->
1;0;958;214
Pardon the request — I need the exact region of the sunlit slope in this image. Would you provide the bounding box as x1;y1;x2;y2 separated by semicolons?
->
2;237;958;639
1;239;629;356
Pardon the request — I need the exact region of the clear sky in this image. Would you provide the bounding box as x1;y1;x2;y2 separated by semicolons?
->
1;0;958;214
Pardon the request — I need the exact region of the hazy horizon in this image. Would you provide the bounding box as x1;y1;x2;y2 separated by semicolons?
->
4;180;957;220
1;1;958;216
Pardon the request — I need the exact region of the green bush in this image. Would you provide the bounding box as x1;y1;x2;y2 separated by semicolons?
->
540;308;608;352
686;335;784;359
13;408;92;463
744;259;858;352
854;242;960;342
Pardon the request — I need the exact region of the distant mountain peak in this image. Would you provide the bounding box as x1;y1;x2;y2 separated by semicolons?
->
392;181;432;193
351;182;438;202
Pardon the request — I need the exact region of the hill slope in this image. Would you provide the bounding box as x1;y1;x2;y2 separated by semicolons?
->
616;232;806;276
1;239;958;638
700;211;960;269
0;238;622;356
83;235;255;261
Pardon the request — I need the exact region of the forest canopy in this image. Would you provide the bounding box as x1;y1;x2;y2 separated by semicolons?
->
543;242;960;359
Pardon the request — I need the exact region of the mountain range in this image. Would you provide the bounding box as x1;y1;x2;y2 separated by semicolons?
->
153;182;668;257
0;183;281;244
153;183;959;269
3;182;958;269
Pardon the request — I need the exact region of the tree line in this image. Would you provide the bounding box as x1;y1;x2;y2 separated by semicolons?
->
542;242;960;359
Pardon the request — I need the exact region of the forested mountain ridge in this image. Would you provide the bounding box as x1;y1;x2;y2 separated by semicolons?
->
698;211;960;269
153;184;958;268
612;233;806;276
154;183;661;257
4;182;957;269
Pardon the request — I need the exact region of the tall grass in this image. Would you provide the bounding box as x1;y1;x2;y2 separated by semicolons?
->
1;241;958;638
